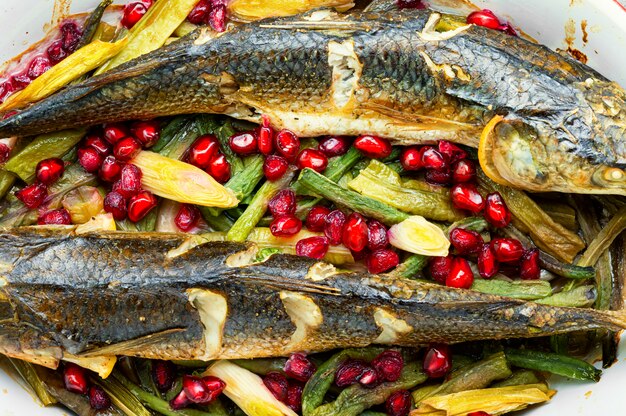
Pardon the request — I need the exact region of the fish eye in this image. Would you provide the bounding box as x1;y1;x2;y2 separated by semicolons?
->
592;167;626;187
602;167;626;183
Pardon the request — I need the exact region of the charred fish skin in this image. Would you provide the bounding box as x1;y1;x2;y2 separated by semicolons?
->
1;229;625;369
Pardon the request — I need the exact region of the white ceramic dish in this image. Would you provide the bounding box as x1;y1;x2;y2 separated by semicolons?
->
0;0;625;414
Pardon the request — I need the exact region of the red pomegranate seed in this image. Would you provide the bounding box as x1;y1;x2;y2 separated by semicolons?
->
229;131;258;155
99;156;123;182
38;208;71;225
122;2;149;29
263;372;289;402
200;375;226;402
420;146;447;170
350;247;369;261
371;350;403;382
466;9;501;29
425;169;452;186
342;213;368;252
318;136;350;157
175;204;200;232
0;143;10;163
84;134;112;156
397;0;427;8
366;249;399;274
449;227;483;255
438;140;467;163
270;215;302;237
386;390;412;416
170;389;191;410
400;146;422;171
104;191;127;220
63;363;89;394
446;257;474;289
520;248;541;280
268;189;296;217
103;123;129;144
263;155;289;181
78;147;103;173
27;56;51;79
335;359;369;387
305;206;330;232
284;353;316;382
152;360;175;392
257;116;275;155
450;183;485;214
297;149;328;172
115;164;142;198
353;135;392;159
47;40;68;64
275;130;300;161
60;22;82;52
451;159;476;183
296;236;329;260
208;153;231;183
35;158;64;185
15;182;47;209
483;192;511;228
187;0;210;24
477;243;499;279
187;134;219;169
0;82;14;103
468;412;491;416
324;209;346;245
429;256;453;284
490;238;524;263
11;73;31;89
357;367;380;388
499;22;518;36
182;375;213;403
208;4;227;32
423;344;452;378
131;120;160;147
114;137;142;162
367;220;389;251
89;385;111;410
128;190;157;222
286;382;303;412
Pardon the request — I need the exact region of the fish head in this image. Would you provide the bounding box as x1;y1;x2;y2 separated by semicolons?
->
479;79;626;195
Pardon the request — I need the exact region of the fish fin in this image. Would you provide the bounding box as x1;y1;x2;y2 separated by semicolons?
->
258;12;376;32
78;328;186;357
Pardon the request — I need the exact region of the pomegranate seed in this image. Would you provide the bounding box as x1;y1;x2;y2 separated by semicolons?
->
200;375;226;401
175;204;200;232
0;81;15;103
275;130;300;161
466;9;501;29
99;156;123;182
286;382;303;412
305;206;330;232
483;192;511;228
208;153;231;183
38;208;71;225
268;189;296;217
449;227;483;255
357;367;380;388
335;359;369;387
187;0;210;24
318;136;350;157
35;158;64;185
499;23;518;36
152;360;175;392
451;159;476;183
15;182;47;209
468;412;491;416
353;135;392;159
446;257;474;289
296;236;329;259
78;147;103;173
115;164;143;198
438;140;467;163
297;149;328;172
11;73;31;89
128;190;157;223
342;212;369;252
187;134;219;169
131;120;160;147
284;353;316;382
450;183;485;214
263;372;289;402
366;249;399;274
27;56;51;79
270;215;302;237
423;344;452;378
477;243;499;279
46;40;68;64
257;124;275;155
63;363;89;394
60;22;82;52
520;248;541;280
397;0;427;8
429;256;453;284
367;220;389;251
400;147;422;171
103;123;130;144
420;146;447;170
263;155;289;181
104;191;127;221
425;169;452;186
89;385;111;410
386;390;412;416
122;2;149;29
182;375;211;403
170;389;190;410
490;238;524;263
324;209;346;245
371;350;403;382
0;143;9;163
84;134;111;156
208;4;227;32
114;137;142;162
229;131;258;155
350;247;369;261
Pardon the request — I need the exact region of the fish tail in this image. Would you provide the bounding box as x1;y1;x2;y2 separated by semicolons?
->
600;308;626;331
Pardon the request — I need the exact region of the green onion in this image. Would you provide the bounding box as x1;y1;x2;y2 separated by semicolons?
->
504;348;601;382
386;254;428;279
231;358;287;375
470;278;552;300
534;285;596;308
8;358;57;406
492;370;541;388
215;121;244;175
577;206;626;267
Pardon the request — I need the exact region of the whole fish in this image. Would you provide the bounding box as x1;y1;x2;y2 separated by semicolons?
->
0;9;624;194
0;228;625;373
